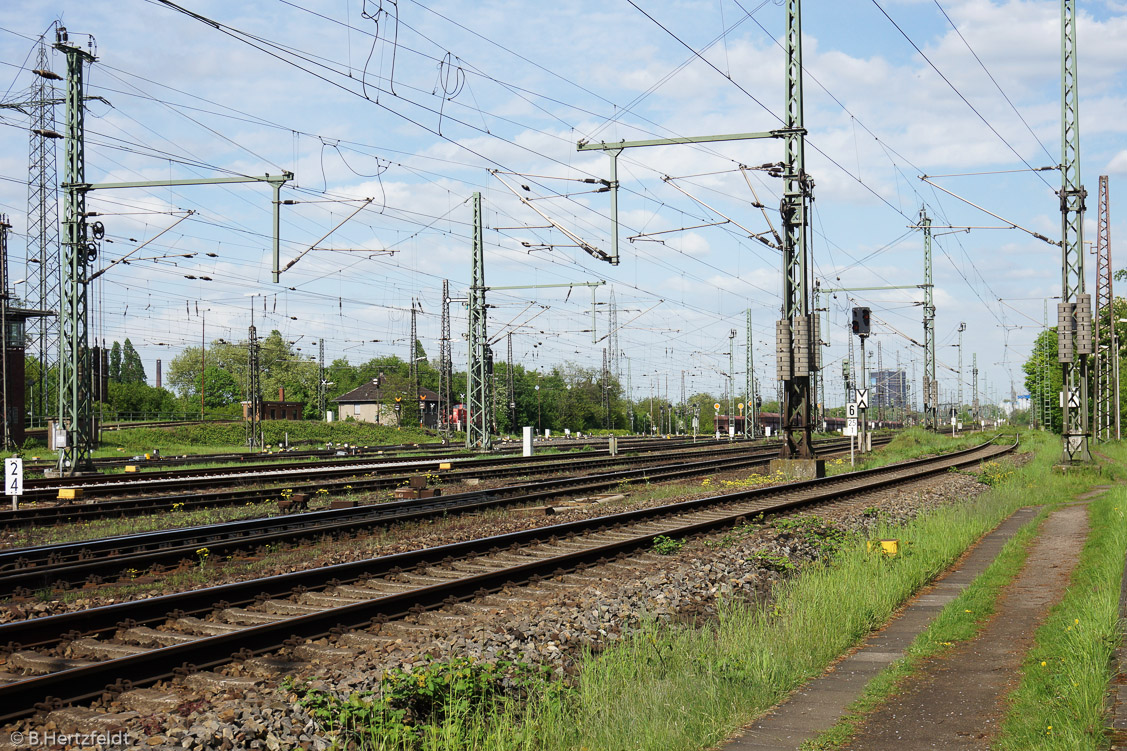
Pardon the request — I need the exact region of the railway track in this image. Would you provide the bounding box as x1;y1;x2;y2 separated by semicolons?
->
22;432;678;474
0;437;874;594
23;439;463;474
0;438;779;528
20;435;747;502
0;437;1012;723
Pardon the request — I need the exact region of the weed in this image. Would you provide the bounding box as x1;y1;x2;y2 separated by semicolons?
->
652;535;685;555
773;516;848;557
975;460;1015;486
748;551;796;573
287;657;559;747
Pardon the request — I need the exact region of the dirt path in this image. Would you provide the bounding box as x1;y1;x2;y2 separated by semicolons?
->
844;502;1090;750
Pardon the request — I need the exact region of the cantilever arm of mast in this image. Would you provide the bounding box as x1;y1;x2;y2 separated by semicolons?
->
576;128;804;151
490;171;611;264
918;176;1059;246
485;281;604;291
74;171;294;282
819;284;930;293
85;211;195;284
575;129;803;266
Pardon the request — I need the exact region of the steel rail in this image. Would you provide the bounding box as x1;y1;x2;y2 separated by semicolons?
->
21;436;745;497
0;438;776;527
0;439;867;594
0;438;1011;722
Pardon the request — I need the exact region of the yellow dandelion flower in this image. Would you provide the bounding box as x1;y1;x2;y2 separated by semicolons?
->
1041;661;1047;667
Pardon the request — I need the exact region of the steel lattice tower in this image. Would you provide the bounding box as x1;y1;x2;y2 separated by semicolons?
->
506;332;515;432
608;288;619;380
746;308;757;438
1094;175;1119;440
972;353;979;425
55;32;96;474
317;338;325;419
466;192;491;450
439;279;452;434
1058;0;1092;462
26;39;61;426
409;298;418;408
921;208;937;429
247;324;260;449
0;214;11;449
778;0;818;459
957;322;966;412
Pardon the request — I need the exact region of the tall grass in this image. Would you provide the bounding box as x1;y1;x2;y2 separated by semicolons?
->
297;431;1103;750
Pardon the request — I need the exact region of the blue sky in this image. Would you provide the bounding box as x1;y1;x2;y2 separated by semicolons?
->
1;0;1125;411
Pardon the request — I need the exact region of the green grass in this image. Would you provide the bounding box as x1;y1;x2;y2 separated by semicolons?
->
296;430;1095;751
94;421;441;453
825;427;1000;476
800;506;1051;749
800;434;1124;750
991;483;1127;750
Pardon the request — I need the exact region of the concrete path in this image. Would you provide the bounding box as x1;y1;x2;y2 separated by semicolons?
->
844;503;1088;750
720;501;1088;750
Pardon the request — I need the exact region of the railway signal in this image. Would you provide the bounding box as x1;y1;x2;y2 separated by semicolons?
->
851;307;871;337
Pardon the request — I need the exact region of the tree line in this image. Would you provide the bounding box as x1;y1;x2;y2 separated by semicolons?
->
61;331;744;434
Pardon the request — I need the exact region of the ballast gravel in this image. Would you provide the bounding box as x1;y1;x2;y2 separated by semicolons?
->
0;459;1017;750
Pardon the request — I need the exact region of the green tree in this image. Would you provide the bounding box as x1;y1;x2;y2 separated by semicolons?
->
120;338;147;385
109;341;122;383
167;339;249;401
102;382;179;418
199;366;241;408
1022;328;1062;432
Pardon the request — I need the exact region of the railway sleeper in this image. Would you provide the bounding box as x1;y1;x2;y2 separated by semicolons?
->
6;652;96;675
181;671;259;691
118;626;200;648
292;643;355;664
171;617;244;636
241;655;305;678
67;638;148;660
217;608;289;625
116;687;184;714
260;600;323;616
297;591;370;608
336;631;398;650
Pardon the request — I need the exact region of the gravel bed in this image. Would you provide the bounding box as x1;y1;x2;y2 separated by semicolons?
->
0;458;809;623
0;461;1013;749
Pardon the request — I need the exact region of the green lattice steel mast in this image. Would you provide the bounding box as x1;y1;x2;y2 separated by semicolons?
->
778;0;817;459
921;209;937;430
466;192;491;450
775;0;820;455
55;31;96;475
1059;0;1091;462
746;308;757;439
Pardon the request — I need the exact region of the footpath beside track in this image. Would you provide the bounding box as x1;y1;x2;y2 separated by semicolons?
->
0;438;1011;723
